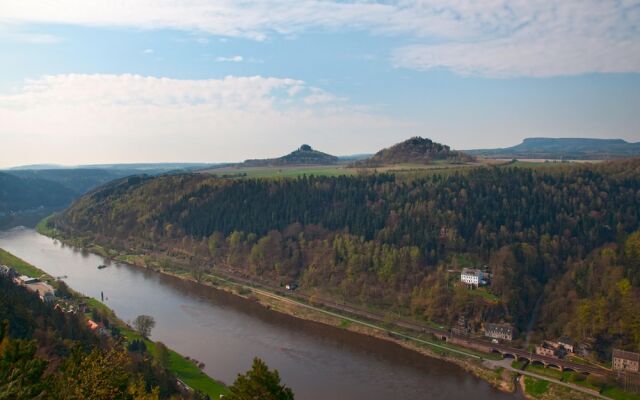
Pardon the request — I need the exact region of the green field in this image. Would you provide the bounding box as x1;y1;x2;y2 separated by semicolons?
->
524;376;551;397
0;248;50;278
206;165;355;178
121;328;228;397
603;386;640;400
525;363;565;380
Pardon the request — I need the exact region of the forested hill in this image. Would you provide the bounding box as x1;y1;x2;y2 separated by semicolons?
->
241;144;339;167
5;168;125;194
467;137;640;160
51;159;640;356
0;171;76;214
354;137;474;167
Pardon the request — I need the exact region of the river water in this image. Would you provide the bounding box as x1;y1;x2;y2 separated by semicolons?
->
0;227;516;400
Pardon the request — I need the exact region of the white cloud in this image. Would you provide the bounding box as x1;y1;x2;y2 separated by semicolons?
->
0;27;63;44
216;55;243;62
392;2;640;78
0;74;409;166
142;48;154;54
1;1;639;77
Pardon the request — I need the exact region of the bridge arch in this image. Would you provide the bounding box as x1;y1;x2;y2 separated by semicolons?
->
531;360;545;367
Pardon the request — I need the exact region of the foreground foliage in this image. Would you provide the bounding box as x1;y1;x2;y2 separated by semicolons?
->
227;358;294;400
0;275;167;399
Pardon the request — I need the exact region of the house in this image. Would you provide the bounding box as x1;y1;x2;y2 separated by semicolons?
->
536;344;556;357
16;275;39;285
557;336;576;353
460;268;488;287
0;265;15;277
535;341;567;358
87;319;109;336
613;349;640;373
484;323;514;341
25;281;55;303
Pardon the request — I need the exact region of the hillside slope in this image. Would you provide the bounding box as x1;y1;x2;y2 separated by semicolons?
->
49;158;640;360
355;137;473;167
0;171;77;214
467;137;640;159
5;168;125;194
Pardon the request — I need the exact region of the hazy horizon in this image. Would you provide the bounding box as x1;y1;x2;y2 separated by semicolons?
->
2;135;640;170
1;1;639;168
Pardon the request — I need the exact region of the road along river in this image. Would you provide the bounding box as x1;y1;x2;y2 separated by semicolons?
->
0;227;517;400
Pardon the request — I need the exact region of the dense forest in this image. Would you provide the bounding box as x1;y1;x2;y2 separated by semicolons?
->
52;158;640;357
0;275;177;399
0;171;77;214
5;168;127;194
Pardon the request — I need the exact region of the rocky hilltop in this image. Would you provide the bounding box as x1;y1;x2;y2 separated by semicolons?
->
355;137;474;167
242;144;339;167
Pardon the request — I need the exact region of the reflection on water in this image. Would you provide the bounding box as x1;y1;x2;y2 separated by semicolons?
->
0;227;517;400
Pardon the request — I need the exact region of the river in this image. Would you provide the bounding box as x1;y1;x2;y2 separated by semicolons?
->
0;227;517;400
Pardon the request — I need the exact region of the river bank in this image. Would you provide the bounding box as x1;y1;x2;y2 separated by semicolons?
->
36;219;532;395
0;247;228;399
36;217;623;399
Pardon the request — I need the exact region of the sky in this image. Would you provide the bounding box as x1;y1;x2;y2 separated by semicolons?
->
1;1;639;167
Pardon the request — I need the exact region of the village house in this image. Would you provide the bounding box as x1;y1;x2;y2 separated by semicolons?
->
87;319;109;336
16;275;39;285
613;349;640;373
484;323;514;341
25;281;56;303
460;268;488;287
12;274;56;303
535;341;567;359
556;336;576;353
0;264;15;277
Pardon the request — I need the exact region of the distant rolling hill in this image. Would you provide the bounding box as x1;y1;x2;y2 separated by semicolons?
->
0;163;215;229
0;171;77;213
240;144;339;167
5;168;128;194
0;171;79;228
354;136;474;167
467;137;640;160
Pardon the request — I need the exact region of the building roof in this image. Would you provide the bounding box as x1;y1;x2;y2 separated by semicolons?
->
557;336;576;346
87;319;105;331
461;268;483;277
18;275;39;284
485;323;514;334
25;281;55;298
613;349;640;362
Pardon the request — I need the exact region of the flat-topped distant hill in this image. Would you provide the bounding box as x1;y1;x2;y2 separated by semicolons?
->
354;137;474;167
467;137;640;160
241;144;339;167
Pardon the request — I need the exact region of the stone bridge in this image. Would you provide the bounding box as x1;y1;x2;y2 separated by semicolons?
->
429;332;611;376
